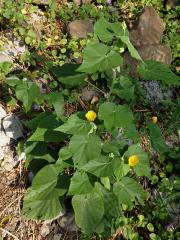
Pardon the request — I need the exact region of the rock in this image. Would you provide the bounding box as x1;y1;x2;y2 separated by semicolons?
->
81;87;98;102
124;44;172;76
2;115;23;140
129;7;164;47
0;106;10;147
141;80;173;106
2;35;26;61
67;20;93;38
0;131;10;147
0;146;18;171
0;53;12;63
0;106;7;120
57;212;78;232
40;223;51;237
73;0;92;5
53;234;62;240
138;44;172;65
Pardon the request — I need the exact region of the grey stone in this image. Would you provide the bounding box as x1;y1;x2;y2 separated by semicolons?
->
2;37;26;60
67;20;93;38
141;80;173;106
57;212;78;232
2;115;23;140
129;6;164;47
81;87;98;102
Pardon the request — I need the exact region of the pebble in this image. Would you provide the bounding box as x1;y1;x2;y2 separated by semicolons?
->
67;20;93;38
57;212;78;232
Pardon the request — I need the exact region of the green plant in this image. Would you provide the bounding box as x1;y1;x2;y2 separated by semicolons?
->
3;14;180;239
1;18;174;239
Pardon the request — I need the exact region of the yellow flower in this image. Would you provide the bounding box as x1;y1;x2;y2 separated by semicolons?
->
47;38;52;44
128;155;139;167
152;116;158;124
21;9;27;15
54;35;59;40
85;110;97;122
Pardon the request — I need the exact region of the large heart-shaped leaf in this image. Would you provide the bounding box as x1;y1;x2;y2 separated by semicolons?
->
98;102;138;141
113;177;145;206
69;134;102;167
78;42;122;74
27;114;66;142
56;114;92;135
148;123;170;154
81;155;118;177
68;171;94;195
50;63;86;87
72;190;104;234
23;164;69;220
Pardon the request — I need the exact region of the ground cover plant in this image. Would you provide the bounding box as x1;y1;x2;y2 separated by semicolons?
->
0;1;180;239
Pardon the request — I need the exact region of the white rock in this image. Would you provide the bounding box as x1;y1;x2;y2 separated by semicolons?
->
0;106;7;120
40;224;51;237
0;149;5;160
53;234;62;240
0;131;10;147
2;115;23;140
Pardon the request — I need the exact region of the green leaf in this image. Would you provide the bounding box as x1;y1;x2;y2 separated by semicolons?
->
23;164;69;220
50;63;86;87
5;76;21;87
148;123;170;154
137;60;180;86
68;172;93;195
100;177;111;190
94;17;114;43
25;112;51;130
113;177;146;206
25;141;55;165
15;82;41;112
96;183;120;217
78;42;122;74
47;92;64;118
120;36;142;61
56;114;92;135
114;163;130;179
56;146;73;168
69;134;102;167
98;102;138;141
102;139;126;155
27;114;66;142
72;190;104;234
81;155;117;177
124;144;150;177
